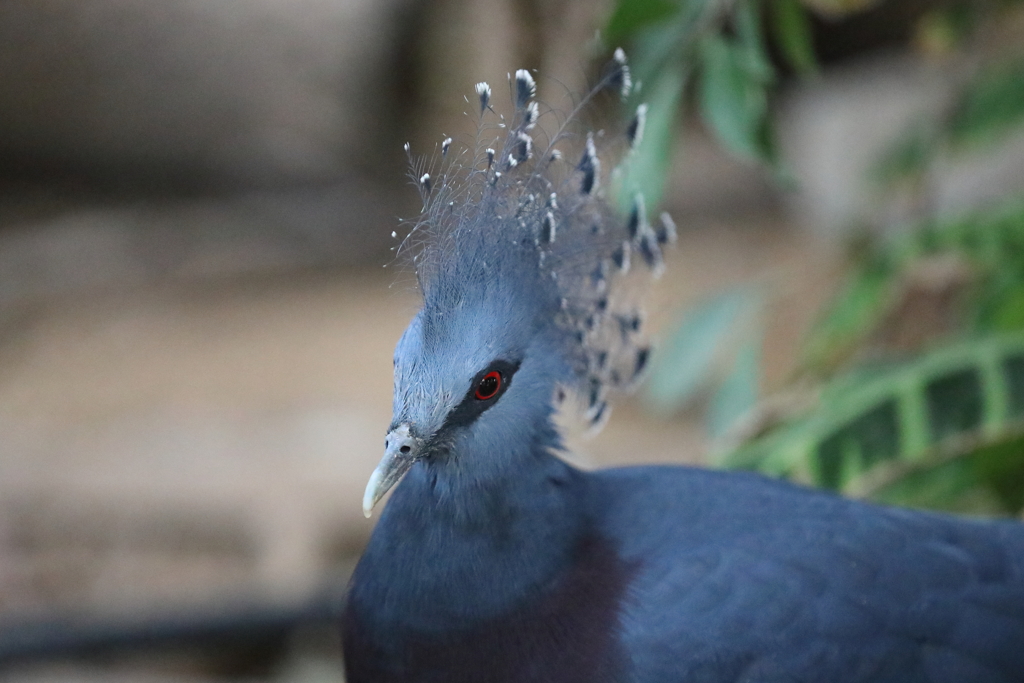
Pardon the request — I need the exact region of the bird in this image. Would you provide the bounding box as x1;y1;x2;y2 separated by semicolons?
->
341;50;1024;683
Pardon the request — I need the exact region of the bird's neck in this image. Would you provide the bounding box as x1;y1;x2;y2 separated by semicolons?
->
353;438;590;631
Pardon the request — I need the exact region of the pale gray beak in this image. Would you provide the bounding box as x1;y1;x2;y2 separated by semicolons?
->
362;423;424;518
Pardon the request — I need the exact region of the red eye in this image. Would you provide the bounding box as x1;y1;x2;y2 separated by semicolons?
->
475;371;502;400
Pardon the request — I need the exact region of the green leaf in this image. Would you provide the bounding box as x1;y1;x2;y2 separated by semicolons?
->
814;398;902;489
625;0;717;91
709;337;762;437
973;432;1024;512
644;289;752;413
725;330;1024;514
770;0;818;75
735;0;774;82
988;284;1024;333
869;432;1024;515
614;64;687;215
606;0;681;44
697;34;772;163
869;456;1007;515
948;60;1024;150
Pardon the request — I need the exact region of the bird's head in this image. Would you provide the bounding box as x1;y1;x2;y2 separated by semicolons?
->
363;53;675;517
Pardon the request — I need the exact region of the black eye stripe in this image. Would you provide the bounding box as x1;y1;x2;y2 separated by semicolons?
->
441;359;521;431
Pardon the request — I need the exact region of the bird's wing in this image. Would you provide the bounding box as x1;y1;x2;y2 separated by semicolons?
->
593;466;1024;683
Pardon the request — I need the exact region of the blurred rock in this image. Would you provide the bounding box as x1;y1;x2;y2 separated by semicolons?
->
663;120;779;220
930;128;1024;215
0;0;413;189
0;182;403;314
0;272;413;614
778;52;1024;234
777;53;949;233
411;0;610;154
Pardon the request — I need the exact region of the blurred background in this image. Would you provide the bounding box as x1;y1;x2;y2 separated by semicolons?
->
1;0;1024;680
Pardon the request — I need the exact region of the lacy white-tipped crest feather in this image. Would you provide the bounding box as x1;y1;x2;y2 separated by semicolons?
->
627;104;647;149
395;50;671;430
514;69;537;108
611;48;632;98
475;82;492;112
578;133;600;195
525;101;540;129
657;211;678;245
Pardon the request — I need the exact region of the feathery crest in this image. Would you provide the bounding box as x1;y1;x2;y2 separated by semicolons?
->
627;193;646;241
514;69;537;109
657;212;678;245
626;104;647;149
395;50;671;429
608;48;632;98
578;133;600;195
475;82;491;112
525;101;540;129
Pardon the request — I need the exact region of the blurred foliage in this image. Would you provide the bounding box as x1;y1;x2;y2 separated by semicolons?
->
722;196;1024;516
770;0;819;76
645;289;761;435
611;0;827;432
874;58;1024;187
696;2;776;163
756;189;1024;515
949;60;1024;148
723;331;1024;515
611;0;1024;514
873;2;1024;188
804;198;1024;374
607;0;819;212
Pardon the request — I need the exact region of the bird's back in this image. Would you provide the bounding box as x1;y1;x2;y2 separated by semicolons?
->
592;466;1024;682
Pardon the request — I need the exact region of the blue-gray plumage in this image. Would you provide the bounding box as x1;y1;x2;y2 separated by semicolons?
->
342;51;1024;682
